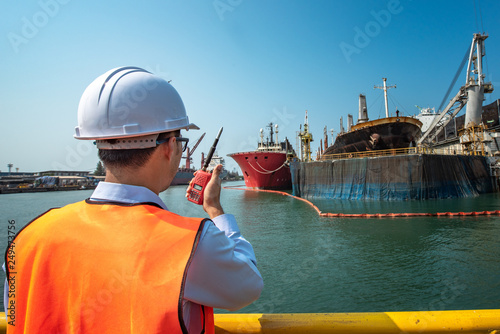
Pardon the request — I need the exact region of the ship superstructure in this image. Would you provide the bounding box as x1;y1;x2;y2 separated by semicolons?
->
323;82;423;156
206;152;228;179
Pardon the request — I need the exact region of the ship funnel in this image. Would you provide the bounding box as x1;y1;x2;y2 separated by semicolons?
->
340;117;345;134
358;94;369;123
347;114;353;132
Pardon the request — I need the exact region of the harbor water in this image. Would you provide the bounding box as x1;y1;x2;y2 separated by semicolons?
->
1;181;499;314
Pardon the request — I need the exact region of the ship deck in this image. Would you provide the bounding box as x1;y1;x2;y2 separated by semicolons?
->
319;146;476;161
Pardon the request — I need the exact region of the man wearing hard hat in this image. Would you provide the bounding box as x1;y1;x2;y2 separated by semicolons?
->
5;67;263;333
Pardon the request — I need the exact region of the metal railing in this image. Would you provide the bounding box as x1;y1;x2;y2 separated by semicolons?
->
213;311;500;333
1;311;499;333
317;146;488;161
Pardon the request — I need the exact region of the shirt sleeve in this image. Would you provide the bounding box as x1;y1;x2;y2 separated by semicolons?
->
183;214;263;311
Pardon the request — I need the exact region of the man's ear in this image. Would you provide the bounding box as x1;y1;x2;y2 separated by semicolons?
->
160;137;176;161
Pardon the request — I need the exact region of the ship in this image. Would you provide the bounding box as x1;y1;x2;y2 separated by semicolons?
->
414;106;449;133
322;79;423;156
206;152;228;179
170;132;206;186
170;168;195;186
292;34;497;201
228;123;296;189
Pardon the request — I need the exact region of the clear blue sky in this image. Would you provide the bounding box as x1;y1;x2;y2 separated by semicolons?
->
1;0;499;174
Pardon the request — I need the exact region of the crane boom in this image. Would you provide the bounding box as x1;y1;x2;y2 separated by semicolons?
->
182;133;205;169
189;133;206;156
417;87;467;145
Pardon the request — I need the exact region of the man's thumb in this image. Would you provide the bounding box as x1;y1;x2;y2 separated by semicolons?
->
212;164;222;178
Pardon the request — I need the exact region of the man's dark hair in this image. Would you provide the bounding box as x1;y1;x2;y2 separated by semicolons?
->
98;132;178;169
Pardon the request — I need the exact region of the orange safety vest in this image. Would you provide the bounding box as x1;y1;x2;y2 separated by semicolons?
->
5;200;214;334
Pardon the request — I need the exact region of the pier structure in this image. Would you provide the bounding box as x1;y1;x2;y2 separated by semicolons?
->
0;170;104;194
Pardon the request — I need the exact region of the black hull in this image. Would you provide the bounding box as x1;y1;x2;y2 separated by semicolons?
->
324;117;422;155
291;155;496;200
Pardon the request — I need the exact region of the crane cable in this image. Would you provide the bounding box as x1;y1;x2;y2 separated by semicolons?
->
473;0;485;33
436;44;471;113
473;0;492;103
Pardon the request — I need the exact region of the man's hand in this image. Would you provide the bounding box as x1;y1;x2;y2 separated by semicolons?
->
202;164;224;219
186;164;224;219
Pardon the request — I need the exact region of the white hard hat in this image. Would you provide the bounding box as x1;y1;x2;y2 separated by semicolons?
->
74;66;198;149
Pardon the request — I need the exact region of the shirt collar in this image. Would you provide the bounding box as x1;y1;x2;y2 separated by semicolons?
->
90;181;168;210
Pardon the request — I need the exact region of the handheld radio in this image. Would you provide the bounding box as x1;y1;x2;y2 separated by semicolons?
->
187;127;223;205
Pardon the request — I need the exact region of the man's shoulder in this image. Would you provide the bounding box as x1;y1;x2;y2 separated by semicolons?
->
150;207;210;230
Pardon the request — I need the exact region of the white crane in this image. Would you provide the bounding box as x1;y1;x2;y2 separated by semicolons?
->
418;33;494;146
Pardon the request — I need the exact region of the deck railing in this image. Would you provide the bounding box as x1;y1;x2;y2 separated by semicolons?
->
318;146;488;161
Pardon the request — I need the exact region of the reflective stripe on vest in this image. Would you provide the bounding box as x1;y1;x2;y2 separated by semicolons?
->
5;200;214;334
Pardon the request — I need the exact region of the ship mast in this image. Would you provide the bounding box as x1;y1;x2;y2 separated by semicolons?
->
298;110;314;162
374;78;396;118
267;122;274;145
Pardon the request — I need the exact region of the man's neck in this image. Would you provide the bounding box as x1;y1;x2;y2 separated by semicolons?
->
104;166;168;195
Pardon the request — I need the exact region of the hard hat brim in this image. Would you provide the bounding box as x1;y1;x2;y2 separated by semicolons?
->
74;123;200;140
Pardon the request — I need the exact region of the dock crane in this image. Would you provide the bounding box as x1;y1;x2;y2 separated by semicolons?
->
182;133;205;169
418;33;494;151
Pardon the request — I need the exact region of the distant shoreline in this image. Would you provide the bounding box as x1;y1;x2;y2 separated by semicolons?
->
0;185;96;195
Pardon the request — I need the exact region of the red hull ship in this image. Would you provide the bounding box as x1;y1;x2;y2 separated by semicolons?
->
228;124;295;190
